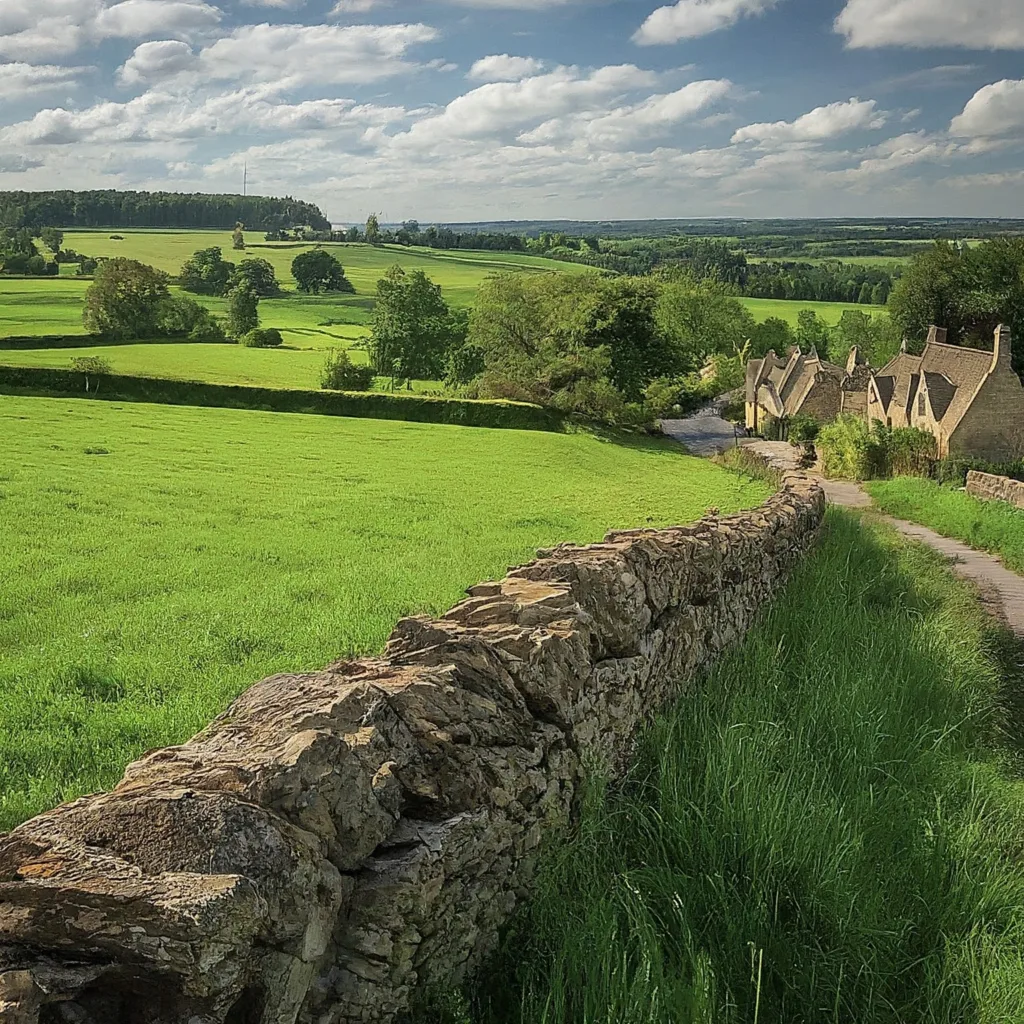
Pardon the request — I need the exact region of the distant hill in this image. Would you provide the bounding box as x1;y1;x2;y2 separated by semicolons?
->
409;217;1024;241
0;190;330;232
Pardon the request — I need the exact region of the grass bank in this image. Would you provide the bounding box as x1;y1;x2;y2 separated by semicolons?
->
433;511;1024;1024
867;477;1024;575
0;396;768;830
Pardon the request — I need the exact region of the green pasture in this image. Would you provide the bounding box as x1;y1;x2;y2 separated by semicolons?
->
0;341;357;391
0;396;768;828
0;231;595;340
738;296;887;327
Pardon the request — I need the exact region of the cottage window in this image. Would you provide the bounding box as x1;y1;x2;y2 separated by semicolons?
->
918;393;925;417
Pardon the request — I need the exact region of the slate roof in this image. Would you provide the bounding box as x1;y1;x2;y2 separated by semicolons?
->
918;341;993;433
923;372;956;421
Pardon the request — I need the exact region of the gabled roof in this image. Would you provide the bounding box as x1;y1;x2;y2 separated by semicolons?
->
922;372;956;421
873;375;895;411
918;340;994;433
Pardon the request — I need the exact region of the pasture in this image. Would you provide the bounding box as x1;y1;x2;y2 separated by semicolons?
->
0;396;769;828
737;296;887;326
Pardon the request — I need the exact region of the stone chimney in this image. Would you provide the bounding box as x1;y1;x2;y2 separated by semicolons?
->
846;346;862;374
926;325;948;346
992;324;1012;373
900;338;908;354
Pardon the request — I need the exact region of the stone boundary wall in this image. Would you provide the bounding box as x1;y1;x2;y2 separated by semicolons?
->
0;472;825;1024
967;470;1024;510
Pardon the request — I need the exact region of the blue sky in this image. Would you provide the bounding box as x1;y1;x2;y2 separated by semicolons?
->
1;0;1022;223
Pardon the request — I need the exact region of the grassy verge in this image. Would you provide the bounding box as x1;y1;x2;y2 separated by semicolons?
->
867;477;1024;575
0;396;768;830
431;511;1024;1024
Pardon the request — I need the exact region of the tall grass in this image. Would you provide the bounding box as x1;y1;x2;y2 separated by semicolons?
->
867;477;1024;575
434;512;1024;1024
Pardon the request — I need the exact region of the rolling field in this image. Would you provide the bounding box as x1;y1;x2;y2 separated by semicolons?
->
0;396;769;828
738;297;887;326
0;232;594;340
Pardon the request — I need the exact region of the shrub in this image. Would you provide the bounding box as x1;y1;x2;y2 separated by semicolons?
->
70;356;112;375
788;415;821;444
240;327;283;349
158;295;227;344
818;417;935;481
321;348;376;391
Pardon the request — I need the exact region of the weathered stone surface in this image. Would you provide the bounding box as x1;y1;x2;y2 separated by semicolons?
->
967;470;1024;510
0;472;824;1024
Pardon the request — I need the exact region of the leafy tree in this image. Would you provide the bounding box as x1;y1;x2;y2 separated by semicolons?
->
232;257;278;297
157;295;226;343
365;213;381;245
871;280;891;305
369;265;460;386
83;258;170;339
345;226;362;243
180;247;235;296
291;249;353;294
888;238;1024;376
445;341;486;387
39;227;63;252
227;283;259;339
232;222;245;250
655;275;756;374
749;316;795;357
796;309;830;357
321;348;376;391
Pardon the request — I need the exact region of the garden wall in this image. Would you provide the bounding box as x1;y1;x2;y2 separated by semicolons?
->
966;470;1024;510
0;472;825;1024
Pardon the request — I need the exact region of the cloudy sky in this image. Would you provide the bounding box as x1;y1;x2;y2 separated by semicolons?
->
1;0;1023;223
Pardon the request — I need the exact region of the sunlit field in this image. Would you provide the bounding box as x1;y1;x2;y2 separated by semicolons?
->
0;395;769;829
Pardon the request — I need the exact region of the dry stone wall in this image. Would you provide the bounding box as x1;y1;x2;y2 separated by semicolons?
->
967;470;1024;510
0;472;825;1024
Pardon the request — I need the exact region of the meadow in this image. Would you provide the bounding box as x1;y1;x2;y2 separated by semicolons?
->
441;512;1024;1024
0;395;768;829
737;296;888;326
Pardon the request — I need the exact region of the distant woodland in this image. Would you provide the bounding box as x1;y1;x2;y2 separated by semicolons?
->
0;191;330;232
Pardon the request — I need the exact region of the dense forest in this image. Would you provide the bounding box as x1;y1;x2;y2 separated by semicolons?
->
0;191;330;232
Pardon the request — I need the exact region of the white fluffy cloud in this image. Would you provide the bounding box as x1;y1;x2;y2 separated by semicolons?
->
836;0;1024;50
115;22;437;89
391;64;658;150
2;86;405;145
468;54;544;82
634;0;780;45
732;98;887;145
950;79;1024;136
0;0;220;59
118;40;195;84
0;61;86;97
519;78;734;147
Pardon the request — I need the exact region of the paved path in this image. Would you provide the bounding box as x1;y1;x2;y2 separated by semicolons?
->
697;438;1024;636
661;403;743;456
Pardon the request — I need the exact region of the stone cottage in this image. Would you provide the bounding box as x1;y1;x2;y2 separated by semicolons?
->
867;325;1023;460
745;345;869;434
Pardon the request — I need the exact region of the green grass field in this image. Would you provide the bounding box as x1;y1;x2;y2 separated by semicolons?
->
737;296;887;326
1;229;894;342
450;512;1024;1024
0;231;594;340
866;477;1024;574
0;396;768;829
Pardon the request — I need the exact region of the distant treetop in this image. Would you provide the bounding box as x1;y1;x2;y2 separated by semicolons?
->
0;190;330;232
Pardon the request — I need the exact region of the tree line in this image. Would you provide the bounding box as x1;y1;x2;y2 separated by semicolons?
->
0;191;330;231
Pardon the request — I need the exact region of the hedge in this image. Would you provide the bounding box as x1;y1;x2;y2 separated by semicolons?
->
0;365;567;432
0;335;226;350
